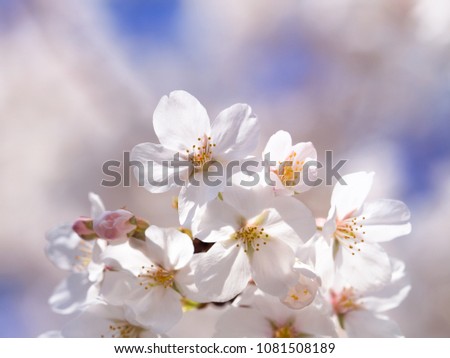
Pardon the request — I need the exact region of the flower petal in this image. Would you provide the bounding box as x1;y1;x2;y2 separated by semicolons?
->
335;241;391;291
45;224;87;271
262;130;292;163
263;197;316;249
127;285;183;333
89;192;105;218
250;238;297;297
344;311;403;337
359;199;411;242
195;242;251;302
153;91;210;152
131;142;187;193
144;226;194;271
211;103;259;162
363;285;411;313
215;307;272;337
331;171;374;220
194;198;241;242
49;273;99;314
293;304;338;337
178;173;224;226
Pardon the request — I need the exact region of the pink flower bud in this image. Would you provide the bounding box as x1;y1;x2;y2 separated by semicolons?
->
93;210;136;241
72;217;97;240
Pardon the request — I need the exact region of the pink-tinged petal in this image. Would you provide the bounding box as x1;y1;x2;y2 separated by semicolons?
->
127;285;183;333
153;91;211;152
178;172;225;226
359;199;411;242
211;103;259;162
194;198;241;242
195;242;251;302
262;130;292;163
89;192;105;218
49;273;99;314
144;226;193;271
293;304;338;337
93;210;136;242
335;241;392;291
250;238;297;297
131;142;188;193
331;171;374;220
344;311;403;337
215;307;272;337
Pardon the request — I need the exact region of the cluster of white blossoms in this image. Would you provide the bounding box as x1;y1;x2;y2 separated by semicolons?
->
43;91;411;338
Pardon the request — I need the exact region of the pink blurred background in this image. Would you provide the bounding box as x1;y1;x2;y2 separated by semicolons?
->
0;0;449;337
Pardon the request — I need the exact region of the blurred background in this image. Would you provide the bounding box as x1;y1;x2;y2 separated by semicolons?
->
1;0;449;337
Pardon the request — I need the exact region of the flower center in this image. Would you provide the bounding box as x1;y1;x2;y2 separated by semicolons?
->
101;322;143;338
233;225;269;254
271;321;300;338
330;287;361;316
137;265;175;289
274;151;305;186
334;215;366;256
73;240;93;272
185;135;216;170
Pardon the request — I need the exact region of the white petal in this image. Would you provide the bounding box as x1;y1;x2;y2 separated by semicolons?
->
262;130;292;163
363;285;411;313
264;197;316;249
127;286;183;333
331;171;374;220
61;304;127;338
195;242;251;302
49;273;99;314
344;311;403;337
194;198;241;242
100;270;135;306
144;226;194;271
293;304;338;337
101;241;151;275
250;238;296;297
89;192;105;218
335;242;392;291
221;183;275;220
178;174;224;226
153;91;210;152
131;142;187;193
45;224;88;271
173;253;208;302
289;141;318;193
211;103;259;162
215;307;272;337
167;305;227;338
359;199;411;242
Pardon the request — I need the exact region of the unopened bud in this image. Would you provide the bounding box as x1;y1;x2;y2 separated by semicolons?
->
72;217;97;240
93;210;136;241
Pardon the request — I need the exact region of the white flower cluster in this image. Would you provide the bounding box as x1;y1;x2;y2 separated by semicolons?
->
43;91;411;338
